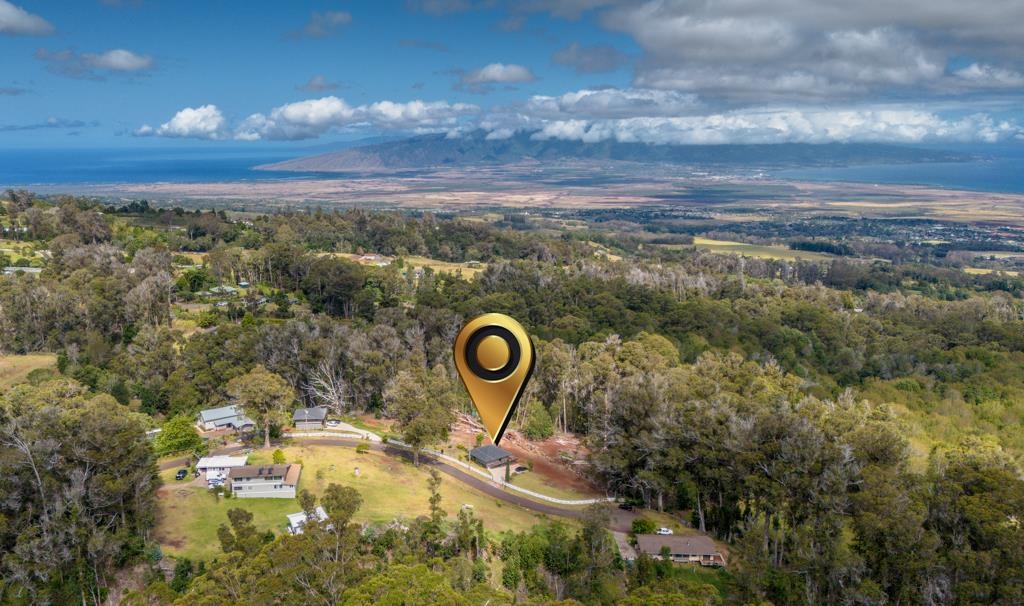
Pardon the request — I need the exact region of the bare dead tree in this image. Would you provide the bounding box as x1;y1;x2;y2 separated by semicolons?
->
303;357;349;414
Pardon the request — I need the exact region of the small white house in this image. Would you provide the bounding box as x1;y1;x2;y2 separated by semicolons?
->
286;506;329;534
196;455;248;481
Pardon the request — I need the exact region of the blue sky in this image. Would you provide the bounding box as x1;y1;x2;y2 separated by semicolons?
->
2;0;1023;148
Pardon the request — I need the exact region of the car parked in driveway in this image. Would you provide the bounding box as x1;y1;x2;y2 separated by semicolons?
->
326;420;340;427
175;469;188;481
656;527;674;535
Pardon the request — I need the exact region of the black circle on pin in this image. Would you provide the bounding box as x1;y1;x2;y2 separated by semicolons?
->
465;326;520;381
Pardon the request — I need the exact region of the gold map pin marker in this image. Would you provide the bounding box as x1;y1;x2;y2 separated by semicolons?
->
454;313;535;445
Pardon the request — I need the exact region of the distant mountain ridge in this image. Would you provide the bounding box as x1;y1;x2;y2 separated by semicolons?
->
256;129;972;172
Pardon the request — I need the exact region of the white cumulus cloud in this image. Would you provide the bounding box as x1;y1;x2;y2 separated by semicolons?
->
142;97;480;141
952;63;1024;88
85;49;153;72
463;63;535;84
524;108;1020;145
0;0;53;36
136;105;228;140
237;97;480;140
458;63;535;92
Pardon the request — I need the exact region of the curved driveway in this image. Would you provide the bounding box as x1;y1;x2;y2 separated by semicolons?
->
159;436;636;531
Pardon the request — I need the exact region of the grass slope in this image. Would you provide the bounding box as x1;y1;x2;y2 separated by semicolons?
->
155;443;560;561
0;354;57;390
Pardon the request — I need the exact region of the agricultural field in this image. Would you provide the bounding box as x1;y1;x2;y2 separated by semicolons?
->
662;236;836;261
0;353;57;390
154;443;559;561
963;267;1020;276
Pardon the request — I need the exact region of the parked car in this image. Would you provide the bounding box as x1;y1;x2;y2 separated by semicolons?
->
656;527;674;535
326;420;341;427
618;502;635;511
175;469;188;481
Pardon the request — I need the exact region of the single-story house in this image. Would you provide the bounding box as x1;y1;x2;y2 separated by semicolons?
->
470;444;515;469
635;534;727;567
293;406;328;430
209;285;238;296
228;463;301;499
196;455;249;481
196;405;255;432
286;506;329;534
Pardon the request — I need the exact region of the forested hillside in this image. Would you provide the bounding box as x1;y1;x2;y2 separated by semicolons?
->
1;191;1022;605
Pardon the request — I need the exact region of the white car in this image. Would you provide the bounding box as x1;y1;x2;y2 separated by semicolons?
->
655;527;673;535
326;420;341;427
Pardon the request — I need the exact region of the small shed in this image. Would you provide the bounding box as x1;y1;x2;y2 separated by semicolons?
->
469;444;515;468
292;407;328;430
286;506;329;534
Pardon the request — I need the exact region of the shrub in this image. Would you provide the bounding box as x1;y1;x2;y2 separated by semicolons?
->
631;518;657;536
522;399;554;440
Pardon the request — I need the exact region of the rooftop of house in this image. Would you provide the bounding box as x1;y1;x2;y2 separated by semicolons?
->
228;464;291;480
635;534;722;557
469;444;513;465
286;506;328;528
198;405;241;422
292;407;328;422
196;455;248;468
284;464;302;486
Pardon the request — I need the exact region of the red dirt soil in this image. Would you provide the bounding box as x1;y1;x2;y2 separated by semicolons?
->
448;414;602;497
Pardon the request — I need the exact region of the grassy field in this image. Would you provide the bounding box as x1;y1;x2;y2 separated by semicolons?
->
155;443;560;561
963;267;1020;276
687;237;836;261
507;469;601;502
329;252;487;279
0;353;57;390
0;239;43;264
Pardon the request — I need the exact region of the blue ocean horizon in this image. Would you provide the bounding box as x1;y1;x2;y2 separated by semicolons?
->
773;147;1024;194
1;144;1022;194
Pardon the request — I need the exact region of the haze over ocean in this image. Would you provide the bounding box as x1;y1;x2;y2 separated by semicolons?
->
2;145;1022;194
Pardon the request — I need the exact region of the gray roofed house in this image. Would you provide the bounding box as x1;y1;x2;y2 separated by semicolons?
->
228;463;301;499
196;404;255;432
469;444;515;468
635;534;726;567
292;406;328;430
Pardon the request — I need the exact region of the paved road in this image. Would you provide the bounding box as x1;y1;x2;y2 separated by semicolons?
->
159;437;636;531
299;436;637;531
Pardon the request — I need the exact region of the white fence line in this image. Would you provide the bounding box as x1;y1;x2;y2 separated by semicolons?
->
288;430;380;442
290;432;615;506
389;439;615;506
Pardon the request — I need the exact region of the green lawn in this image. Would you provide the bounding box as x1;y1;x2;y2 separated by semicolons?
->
506;469;601;502
662;237;835;262
155;443;560;561
0;353;57;390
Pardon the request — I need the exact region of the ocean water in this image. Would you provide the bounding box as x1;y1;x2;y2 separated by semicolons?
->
1;145;1022;194
0;147;312;185
774;149;1024;194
